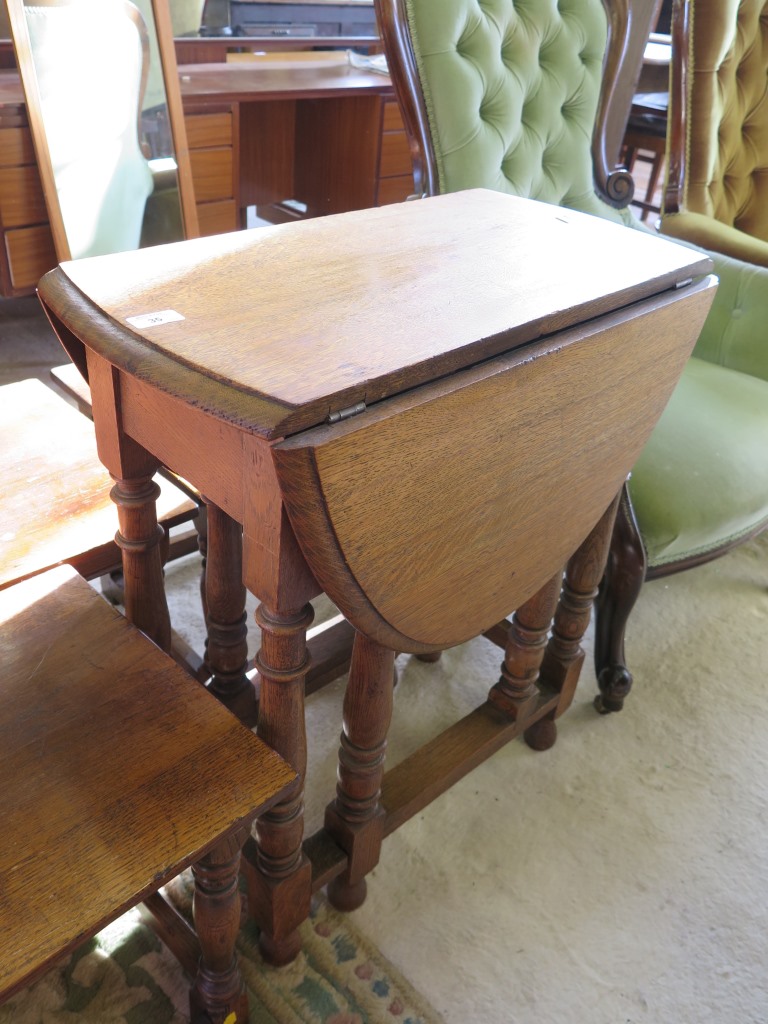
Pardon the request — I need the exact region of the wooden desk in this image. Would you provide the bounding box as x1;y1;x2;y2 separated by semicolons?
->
37;189;715;964
179;59;410;234
173;35;383;64
0;60;411;294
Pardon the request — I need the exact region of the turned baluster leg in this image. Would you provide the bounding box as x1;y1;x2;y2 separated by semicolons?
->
244;600;314;966
86;351;171;653
325;632;395;912
190;830;249;1024
489;572;563;747
525;490;624;748
204;502;254;724
111;475;171;652
196;500;209;623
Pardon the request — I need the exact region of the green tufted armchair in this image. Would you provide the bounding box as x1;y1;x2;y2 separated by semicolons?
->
375;0;768;712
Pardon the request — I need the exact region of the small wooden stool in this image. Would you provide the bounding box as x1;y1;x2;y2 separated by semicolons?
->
0;565;296;1022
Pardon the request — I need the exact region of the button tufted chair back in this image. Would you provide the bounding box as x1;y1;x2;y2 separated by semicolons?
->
377;0;638;224
665;0;768;242
662;0;768;271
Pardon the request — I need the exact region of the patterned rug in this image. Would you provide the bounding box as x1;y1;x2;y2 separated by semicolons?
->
0;884;443;1024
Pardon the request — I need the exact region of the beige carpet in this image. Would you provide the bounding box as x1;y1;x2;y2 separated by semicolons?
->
162;530;768;1024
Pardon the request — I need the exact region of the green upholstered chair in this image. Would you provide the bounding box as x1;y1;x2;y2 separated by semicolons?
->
375;0;768;711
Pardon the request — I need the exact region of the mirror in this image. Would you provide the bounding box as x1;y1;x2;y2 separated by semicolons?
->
6;0;199;262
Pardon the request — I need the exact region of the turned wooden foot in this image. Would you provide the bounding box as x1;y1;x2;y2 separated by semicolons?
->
256;927;303;968
246;601;314;965
327;876;368;912
415;650;442;663
523;716;557;751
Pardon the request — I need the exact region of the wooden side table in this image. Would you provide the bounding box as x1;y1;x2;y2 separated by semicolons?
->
39;189;715;964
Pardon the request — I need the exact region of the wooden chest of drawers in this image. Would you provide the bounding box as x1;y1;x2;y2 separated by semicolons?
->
376;98;414;206
184;106;240;236
0;107;56;296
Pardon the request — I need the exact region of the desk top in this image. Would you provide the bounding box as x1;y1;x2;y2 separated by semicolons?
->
40;189;711;440
0;58;391;113
177;58;391;102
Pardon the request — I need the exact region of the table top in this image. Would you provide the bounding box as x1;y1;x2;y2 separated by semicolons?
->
40;189;712;440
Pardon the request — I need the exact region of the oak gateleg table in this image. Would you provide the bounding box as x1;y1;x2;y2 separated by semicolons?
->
38;189;714;964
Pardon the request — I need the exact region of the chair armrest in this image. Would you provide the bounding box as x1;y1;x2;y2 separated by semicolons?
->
661;211;768;269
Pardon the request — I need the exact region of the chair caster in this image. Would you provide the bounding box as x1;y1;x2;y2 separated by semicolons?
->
594;693;624;714
595;666;633;714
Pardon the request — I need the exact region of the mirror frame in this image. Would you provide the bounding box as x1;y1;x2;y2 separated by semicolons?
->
7;0;199;262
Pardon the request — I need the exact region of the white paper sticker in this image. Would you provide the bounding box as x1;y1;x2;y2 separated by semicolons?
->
125;309;185;329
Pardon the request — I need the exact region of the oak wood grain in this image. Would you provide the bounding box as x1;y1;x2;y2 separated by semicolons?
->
274;279;716;650
0;565;295;1001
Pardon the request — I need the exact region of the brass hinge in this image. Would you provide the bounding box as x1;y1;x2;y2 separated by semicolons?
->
328;401;367;424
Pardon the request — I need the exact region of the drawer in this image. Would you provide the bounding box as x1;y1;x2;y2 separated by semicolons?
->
197;199;238;237
0;127;35;168
0;165;48;228
185;112;233;150
379;131;413;179
189;148;234;202
5;224;56;291
377;174;415;206
382;100;405;133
